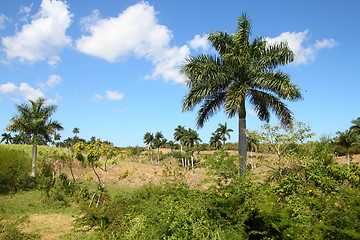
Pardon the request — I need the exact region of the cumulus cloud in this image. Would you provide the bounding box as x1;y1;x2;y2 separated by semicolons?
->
2;0;73;65
0;14;9;30
47;92;62;104
76;1;188;83
19;82;45;101
19;3;33;22
266;30;338;65
92;90;124;101
189;34;210;51
0;82;18;94
105;90;124;101
46;74;62;88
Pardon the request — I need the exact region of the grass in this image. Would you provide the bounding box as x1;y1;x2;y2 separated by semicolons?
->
0;190;98;239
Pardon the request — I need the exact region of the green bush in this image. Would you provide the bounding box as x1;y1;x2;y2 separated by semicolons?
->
0;147;32;193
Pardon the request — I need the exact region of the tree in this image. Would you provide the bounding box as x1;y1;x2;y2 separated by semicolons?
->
209;132;221;150
350;117;360;136
245;129;260;170
6;98;63;177
183;128;202;168
143;132;154;162
73;127;80;143
167;140;176;153
153;131;167;162
215;122;233;149
1;133;13;144
181;13;302;175
174;125;186;153
335;130;358;165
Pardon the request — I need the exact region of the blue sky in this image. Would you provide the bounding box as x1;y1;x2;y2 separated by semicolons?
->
0;0;359;147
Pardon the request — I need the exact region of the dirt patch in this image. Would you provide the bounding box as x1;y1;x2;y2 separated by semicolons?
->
21;214;75;239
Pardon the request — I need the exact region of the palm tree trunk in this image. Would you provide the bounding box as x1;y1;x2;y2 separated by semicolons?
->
31;144;37;177
238;116;247;176
223;140;226;149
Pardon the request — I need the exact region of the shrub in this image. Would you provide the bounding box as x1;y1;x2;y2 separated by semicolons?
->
0;147;32;193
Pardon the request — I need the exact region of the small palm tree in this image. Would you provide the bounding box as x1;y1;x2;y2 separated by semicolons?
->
73;127;80;142
153;131;167;162
167;140;176;153
335;130;358;165
143;132;154;161
215;122;233;149
174;125;186;153
1;133;13;144
6;98;63;177
209;132;221;150
350;117;360;136
181;13;302;175
183;128;202;168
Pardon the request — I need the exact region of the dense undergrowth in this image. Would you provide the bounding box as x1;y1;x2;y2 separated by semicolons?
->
1;143;360;239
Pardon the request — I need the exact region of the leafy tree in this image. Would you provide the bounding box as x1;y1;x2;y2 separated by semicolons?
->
1;133;13;144
181;13;302;175
174;125;186;153
167;140;176;153
12;132;31;145
335;130;358;165
6;98;63;177
73;127;80;142
209;132;221;150
215;122;233;149
143;132;154;162
259;122;314;181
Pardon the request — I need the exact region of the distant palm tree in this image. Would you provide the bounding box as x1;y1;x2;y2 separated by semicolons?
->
209;132;221;150
174;125;186;153
143;132;154;161
167;140;176;153
54;132;61;147
335;130;358;165
1;133;13;144
215;122;233;149
153;131;167;162
350;117;360;136
183;128;202;167
6;98;63;177
181;13;302;175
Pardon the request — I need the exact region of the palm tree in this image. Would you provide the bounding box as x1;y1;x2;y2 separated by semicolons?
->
167;140;176;153
350;117;360;136
6;97;63;177
215;122;233;149
54;132;61;147
153;131;167;162
183;128;202;168
181;13;302;175
1;133;13;144
143;132;154;161
209;132;221;150
335;130;358;165
174;125;186;153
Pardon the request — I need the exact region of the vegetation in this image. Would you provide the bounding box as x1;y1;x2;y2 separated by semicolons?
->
6;97;63;177
181;13;302;175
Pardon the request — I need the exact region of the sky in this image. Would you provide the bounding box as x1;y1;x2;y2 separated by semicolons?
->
0;0;359;147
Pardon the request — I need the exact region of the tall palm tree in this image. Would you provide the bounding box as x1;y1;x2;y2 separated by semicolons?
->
174;125;186;153
1;133;13;144
215;122;233;149
143;132;154;161
183;128;202;167
73;127;80;142
181;13;302;175
6;98;63;177
209;132;221;150
335;130;358;165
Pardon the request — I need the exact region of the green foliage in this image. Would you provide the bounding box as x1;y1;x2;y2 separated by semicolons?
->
0;146;33;193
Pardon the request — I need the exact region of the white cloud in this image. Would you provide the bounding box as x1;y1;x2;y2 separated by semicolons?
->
189;34;210;51
92;93;103;102
46;74;62;88
47;92;62;104
0;14;9;30
76;1;188;83
105;90;124;101
0;82;18;93
19;3;33;22
266;30;338;65
19;82;45;101
2;0;73;65
248;109;258;117
114;107;128;113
